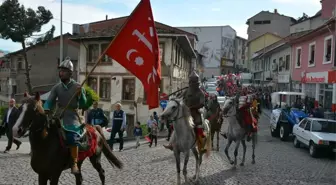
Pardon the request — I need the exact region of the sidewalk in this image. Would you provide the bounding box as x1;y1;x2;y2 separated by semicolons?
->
262;108;272;118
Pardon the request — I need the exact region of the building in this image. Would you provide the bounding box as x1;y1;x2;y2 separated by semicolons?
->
250;31;310;90
177;26;236;77
234;36;247;71
248;32;282;73
290;17;335;111
246;9;297;41
71;16;197;128
0;34;79;105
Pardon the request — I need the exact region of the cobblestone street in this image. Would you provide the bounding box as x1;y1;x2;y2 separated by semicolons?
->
0;111;335;185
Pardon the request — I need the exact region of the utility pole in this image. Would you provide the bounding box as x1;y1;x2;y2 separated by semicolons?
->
60;0;63;62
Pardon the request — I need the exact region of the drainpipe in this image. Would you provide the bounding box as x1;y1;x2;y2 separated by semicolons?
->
169;36;178;94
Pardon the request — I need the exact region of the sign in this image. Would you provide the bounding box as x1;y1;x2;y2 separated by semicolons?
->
160;100;168;109
301;71;328;83
278;74;289;83
160;92;168;100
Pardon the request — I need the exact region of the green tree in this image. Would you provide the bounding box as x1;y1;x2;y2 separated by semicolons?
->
0;0;55;94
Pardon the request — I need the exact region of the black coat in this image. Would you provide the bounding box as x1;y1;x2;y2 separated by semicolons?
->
0;107;19;135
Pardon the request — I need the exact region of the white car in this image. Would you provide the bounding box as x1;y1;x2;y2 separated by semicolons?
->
102;127;128;142
292;117;336;157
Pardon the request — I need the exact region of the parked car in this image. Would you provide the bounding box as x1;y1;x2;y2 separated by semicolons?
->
270;92;308;141
292;117;336;157
102;126;128;142
205;83;218;96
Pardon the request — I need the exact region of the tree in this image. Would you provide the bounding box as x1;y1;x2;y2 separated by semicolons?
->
0;0;55;94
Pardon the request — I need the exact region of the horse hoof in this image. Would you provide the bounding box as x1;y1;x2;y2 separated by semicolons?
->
252;160;256;164
231;166;237;170
240;163;244;166
230;161;234;165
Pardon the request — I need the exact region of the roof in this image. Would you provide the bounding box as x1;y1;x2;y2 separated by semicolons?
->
246;10;297;25
291;10;321;26
289;17;336;44
247;32;282;44
74;16;198;41
272;91;306;96
305;117;336;122
8;33;75;56
236;36;247;41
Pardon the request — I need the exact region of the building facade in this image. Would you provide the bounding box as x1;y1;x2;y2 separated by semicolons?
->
0;34;79;104
234;36;247;71
72;17;196;128
178;26;236;77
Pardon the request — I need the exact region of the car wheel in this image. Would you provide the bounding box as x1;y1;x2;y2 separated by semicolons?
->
293;136;300;148
279;123;290;141
309;142;318;158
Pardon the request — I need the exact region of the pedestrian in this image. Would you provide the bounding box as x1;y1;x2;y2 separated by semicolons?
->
147;115;156;143
149;122;158;147
109;103;126;152
133;121;142;148
1;98;21;153
87;101;108;127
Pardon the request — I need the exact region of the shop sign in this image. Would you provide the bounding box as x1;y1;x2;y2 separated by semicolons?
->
301;72;328;83
278;74;289;83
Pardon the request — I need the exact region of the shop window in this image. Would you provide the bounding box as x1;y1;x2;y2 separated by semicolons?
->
295;47;302;68
323;35;333;64
308;42;316;67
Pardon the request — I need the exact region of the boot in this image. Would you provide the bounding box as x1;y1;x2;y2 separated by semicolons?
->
163;143;173;150
197;135;206;153
70;146;80;174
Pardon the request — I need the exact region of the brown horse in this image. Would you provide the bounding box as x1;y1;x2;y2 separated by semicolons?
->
12;93;123;185
205;96;222;151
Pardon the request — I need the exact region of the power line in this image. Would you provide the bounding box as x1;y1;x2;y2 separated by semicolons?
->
53;17;74;25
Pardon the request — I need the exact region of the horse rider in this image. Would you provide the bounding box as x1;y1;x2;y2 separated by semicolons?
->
43;57;87;174
164;71;207;152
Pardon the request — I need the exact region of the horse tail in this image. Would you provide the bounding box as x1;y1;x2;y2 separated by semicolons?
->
95;126;123;169
205;120;211;158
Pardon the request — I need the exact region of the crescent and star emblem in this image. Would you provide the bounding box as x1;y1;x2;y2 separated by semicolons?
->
126;49;144;66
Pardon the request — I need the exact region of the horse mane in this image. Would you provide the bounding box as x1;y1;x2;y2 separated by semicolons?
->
172;98;194;128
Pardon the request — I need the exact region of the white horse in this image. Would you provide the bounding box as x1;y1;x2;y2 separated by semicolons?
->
161;98;210;185
222;96;256;168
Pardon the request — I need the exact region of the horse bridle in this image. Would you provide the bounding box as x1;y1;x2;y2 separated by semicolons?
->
223;98;239;118
167;99;186;122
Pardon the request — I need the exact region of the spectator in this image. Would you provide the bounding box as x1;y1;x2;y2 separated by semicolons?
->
149;122;158;147
133;122;142;148
147;115;156;142
109;103;126;152
87;101;108;127
1;98;21;153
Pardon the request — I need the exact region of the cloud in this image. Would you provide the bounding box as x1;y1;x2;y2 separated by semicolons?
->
0;0;121;51
232;24;248;39
272;0;319;6
211;8;221;12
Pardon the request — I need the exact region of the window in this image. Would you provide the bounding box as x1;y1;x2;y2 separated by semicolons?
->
279;57;283;71
299;119;307;128
304;120;311;131
12;85;17;95
323;35;333;64
122;78;135;100
88;44;99;63
88;77;98;93
101;43;112;63
253;20;271;24
159;43;164;64
99;78;111;100
17;62;23;69
285;55;290;70
308;42;316;67
295;47;302;68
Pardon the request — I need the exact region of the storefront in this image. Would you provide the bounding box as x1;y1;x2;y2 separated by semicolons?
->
301;71;331;110
277;73;290;91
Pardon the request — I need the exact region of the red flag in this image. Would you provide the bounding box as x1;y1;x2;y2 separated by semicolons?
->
105;0;161;109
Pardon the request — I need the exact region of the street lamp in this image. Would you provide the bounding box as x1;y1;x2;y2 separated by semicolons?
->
60;0;63;62
252;30;266;87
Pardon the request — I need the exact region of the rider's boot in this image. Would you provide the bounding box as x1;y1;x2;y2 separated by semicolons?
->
70;146;80;174
163;143;173;150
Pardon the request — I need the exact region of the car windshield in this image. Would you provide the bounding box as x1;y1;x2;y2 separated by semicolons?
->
207;78;217;82
206;86;217;91
311;120;336;133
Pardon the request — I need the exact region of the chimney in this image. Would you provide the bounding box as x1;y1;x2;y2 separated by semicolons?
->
274;9;278;14
106;15;108;20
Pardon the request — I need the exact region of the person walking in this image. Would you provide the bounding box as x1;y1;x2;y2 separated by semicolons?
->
133;122;142;148
146;115;156;143
109;103;126;152
1;98;21;153
87;101;108;127
149;122;158;147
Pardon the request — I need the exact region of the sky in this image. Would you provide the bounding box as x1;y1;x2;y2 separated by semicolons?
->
0;0;321;52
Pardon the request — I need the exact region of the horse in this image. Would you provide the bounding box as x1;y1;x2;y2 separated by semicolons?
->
205;95;221;151
221;95;256;168
12;93;123;185
160;98;211;185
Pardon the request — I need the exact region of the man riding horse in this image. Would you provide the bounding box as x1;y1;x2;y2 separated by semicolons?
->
164;71;207;152
43;58;87;174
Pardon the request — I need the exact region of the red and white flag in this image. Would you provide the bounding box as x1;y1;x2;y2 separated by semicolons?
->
105;0;161;109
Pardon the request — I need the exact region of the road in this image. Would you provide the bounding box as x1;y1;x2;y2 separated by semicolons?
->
0;110;335;185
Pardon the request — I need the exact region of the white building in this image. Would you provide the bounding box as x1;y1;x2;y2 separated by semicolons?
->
71;17;197;125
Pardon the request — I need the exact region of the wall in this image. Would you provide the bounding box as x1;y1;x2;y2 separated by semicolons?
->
235;37;247;70
178;26;236;76
248;34;282;60
292;31;335;81
247;11;294;41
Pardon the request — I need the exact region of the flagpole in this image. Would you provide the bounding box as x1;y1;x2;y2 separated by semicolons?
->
59;0;144;116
